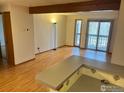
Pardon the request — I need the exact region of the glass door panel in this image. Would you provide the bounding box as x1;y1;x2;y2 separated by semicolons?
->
75;34;81;46
74;20;82;47
97;22;111;51
87;22;99;49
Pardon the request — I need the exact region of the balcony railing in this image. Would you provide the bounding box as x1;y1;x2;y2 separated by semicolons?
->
87;34;108;51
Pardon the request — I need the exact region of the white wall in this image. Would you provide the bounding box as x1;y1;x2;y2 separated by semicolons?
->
0;3;11;12
10;4;35;64
33;14;67;54
66;12;119;52
0;4;35;64
111;0;124;66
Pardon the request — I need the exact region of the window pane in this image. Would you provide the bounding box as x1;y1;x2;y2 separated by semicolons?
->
89;22;99;35
74;20;82;46
87;22;99;49
87;35;97;49
97;36;109;51
99;22;111;36
75;35;80;46
76;20;82;34
97;22;111;51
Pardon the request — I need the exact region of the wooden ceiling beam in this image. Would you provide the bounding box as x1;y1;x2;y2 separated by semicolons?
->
29;0;121;14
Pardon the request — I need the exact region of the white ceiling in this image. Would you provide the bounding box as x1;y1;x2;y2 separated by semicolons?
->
0;0;93;7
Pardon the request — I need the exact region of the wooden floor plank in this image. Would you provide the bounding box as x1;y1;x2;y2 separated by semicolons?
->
0;47;110;92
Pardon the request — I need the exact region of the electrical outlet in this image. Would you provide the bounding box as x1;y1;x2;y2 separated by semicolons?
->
37;47;40;53
37;47;40;50
27;28;30;32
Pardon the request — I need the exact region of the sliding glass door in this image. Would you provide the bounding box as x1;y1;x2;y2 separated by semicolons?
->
86;20;112;52
74;19;83;47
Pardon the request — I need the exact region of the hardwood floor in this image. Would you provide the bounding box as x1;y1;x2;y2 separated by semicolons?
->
0;59;8;70
0;47;111;92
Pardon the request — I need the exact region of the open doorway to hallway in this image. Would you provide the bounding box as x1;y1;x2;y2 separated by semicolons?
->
0;12;15;68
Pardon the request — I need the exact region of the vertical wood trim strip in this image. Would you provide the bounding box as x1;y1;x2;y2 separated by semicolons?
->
2;12;15;66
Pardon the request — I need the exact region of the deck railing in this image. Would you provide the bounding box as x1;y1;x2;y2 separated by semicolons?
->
87;34;108;51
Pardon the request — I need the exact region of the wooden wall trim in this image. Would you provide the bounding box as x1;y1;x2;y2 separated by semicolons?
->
2;12;15;66
29;0;121;14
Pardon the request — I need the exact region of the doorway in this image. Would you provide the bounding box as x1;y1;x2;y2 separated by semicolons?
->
0;14;7;66
85;20;113;52
74;19;83;47
0;12;15;67
52;23;57;50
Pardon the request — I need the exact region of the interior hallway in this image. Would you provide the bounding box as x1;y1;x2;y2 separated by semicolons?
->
0;47;111;92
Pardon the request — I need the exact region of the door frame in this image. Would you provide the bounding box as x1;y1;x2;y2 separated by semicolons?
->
73;19;83;47
0;12;15;66
85;19;114;52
